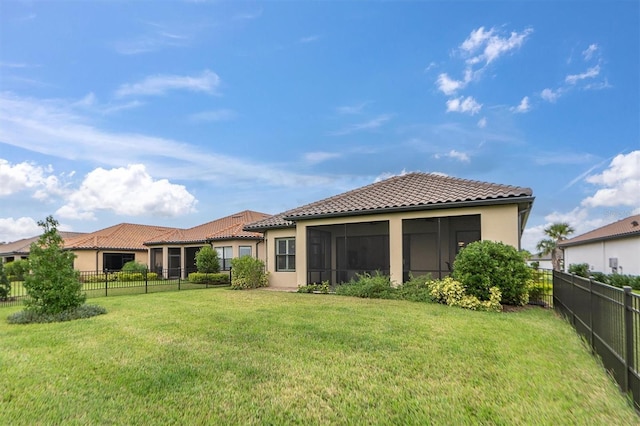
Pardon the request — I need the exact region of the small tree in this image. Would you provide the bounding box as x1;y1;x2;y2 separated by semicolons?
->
230;256;268;289
23;216;85;315
121;260;148;273
536;222;575;271
0;261;10;301
196;246;220;273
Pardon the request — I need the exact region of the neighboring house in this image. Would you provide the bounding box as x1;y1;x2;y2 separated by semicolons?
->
245;172;534;289
144;210;271;278
560;214;640;276
527;255;553;270
63;224;177;272
0;232;86;263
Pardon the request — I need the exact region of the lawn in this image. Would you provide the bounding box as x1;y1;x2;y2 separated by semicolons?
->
0;289;637;425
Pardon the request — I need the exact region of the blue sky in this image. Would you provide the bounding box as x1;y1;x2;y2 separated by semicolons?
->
1;1;639;252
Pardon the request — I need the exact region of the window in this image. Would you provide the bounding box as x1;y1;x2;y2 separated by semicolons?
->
103;253;135;271
239;246;252;258
276;238;295;271
215;246;233;271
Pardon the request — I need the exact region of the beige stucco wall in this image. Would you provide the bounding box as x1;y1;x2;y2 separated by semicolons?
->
72;250;148;272
263;228;298;289
267;203;522;287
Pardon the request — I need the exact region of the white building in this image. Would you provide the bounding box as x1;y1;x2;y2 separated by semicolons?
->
560;215;640;276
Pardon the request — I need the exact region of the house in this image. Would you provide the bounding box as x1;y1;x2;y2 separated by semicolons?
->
559;214;640;276
64;210;270;276
245;172;534;289
143;210;271;278
527;255;553;270
63;224;177;272
0;232;86;263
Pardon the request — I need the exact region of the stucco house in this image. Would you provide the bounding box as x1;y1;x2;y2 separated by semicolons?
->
245;172;534;289
63;210;270;277
144;210;271;278
560;214;640;276
0;232;86;264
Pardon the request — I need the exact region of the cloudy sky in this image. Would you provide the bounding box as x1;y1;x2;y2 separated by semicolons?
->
1;1;639;252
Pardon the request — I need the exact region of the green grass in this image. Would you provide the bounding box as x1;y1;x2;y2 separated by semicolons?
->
1;289;637;425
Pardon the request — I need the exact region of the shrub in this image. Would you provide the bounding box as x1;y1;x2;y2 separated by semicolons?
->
115;271;159;282
590;272;609;284
23;216;86;315
453;240;532;306
428;276;502;312
83;273;118;283
4;259;30;281
297;281;330;294
568;263;590;278
335;272;397;299
121;260;148;273
230;256;268;289
7;304;107;324
608;274;640;290
188;272;230;285
0;261;10;300
397;274;432;303
196;246;220;273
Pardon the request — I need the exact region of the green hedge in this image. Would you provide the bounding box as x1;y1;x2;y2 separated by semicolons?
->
187;272;230;285
82;272;159;283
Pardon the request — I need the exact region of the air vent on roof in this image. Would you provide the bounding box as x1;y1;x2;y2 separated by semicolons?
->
632;220;639;227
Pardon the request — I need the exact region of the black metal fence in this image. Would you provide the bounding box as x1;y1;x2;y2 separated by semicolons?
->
0;268;231;308
553;270;640;410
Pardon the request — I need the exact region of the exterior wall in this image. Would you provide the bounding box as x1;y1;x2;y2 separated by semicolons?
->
263;228;298;289
279;203;523;287
71;250;148;272
564;236;640;276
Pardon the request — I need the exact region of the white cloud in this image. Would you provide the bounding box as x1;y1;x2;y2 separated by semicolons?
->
460;26;533;66
56;164;198;220
115;70;220;97
446;150;470;162
582;151;640;210
0;159;62;198
0;217;41;243
189;109;237;122
330;114;393;136
582;44;598;61
512;96;531;113
299;35;320;44
303;151;341;165
446;96;482;115
477;117;487;128
374;169;409;183
113;22;191;55
436;72;469;95
336;102;369;115
566;65;600;85
0;93;334;188
540;88;560;103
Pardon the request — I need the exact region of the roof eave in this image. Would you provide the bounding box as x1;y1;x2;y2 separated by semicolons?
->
284;195;536;222
560;231;640;247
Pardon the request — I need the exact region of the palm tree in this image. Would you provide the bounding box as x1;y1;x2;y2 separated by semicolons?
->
536;222;575;271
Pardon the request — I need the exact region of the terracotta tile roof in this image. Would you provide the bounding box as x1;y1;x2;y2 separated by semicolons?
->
0;232;86;256
559;214;640;247
145;210;271;244
64;224;177;251
243;212;296;231
245;172;533;230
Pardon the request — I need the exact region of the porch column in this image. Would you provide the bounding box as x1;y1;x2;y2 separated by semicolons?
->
162;247;169;279
296;223;308;286
389;217;403;286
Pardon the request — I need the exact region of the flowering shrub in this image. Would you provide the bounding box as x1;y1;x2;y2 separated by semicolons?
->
428;277;502;312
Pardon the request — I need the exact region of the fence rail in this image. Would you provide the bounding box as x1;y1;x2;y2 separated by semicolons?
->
0;268;231;308
553;270;640;410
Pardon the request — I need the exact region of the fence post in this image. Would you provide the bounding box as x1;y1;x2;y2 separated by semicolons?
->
105;270;108;297
589;279;594;350
145;268;148;294
624;286;633;394
178;268;181;291
229;267;232;287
